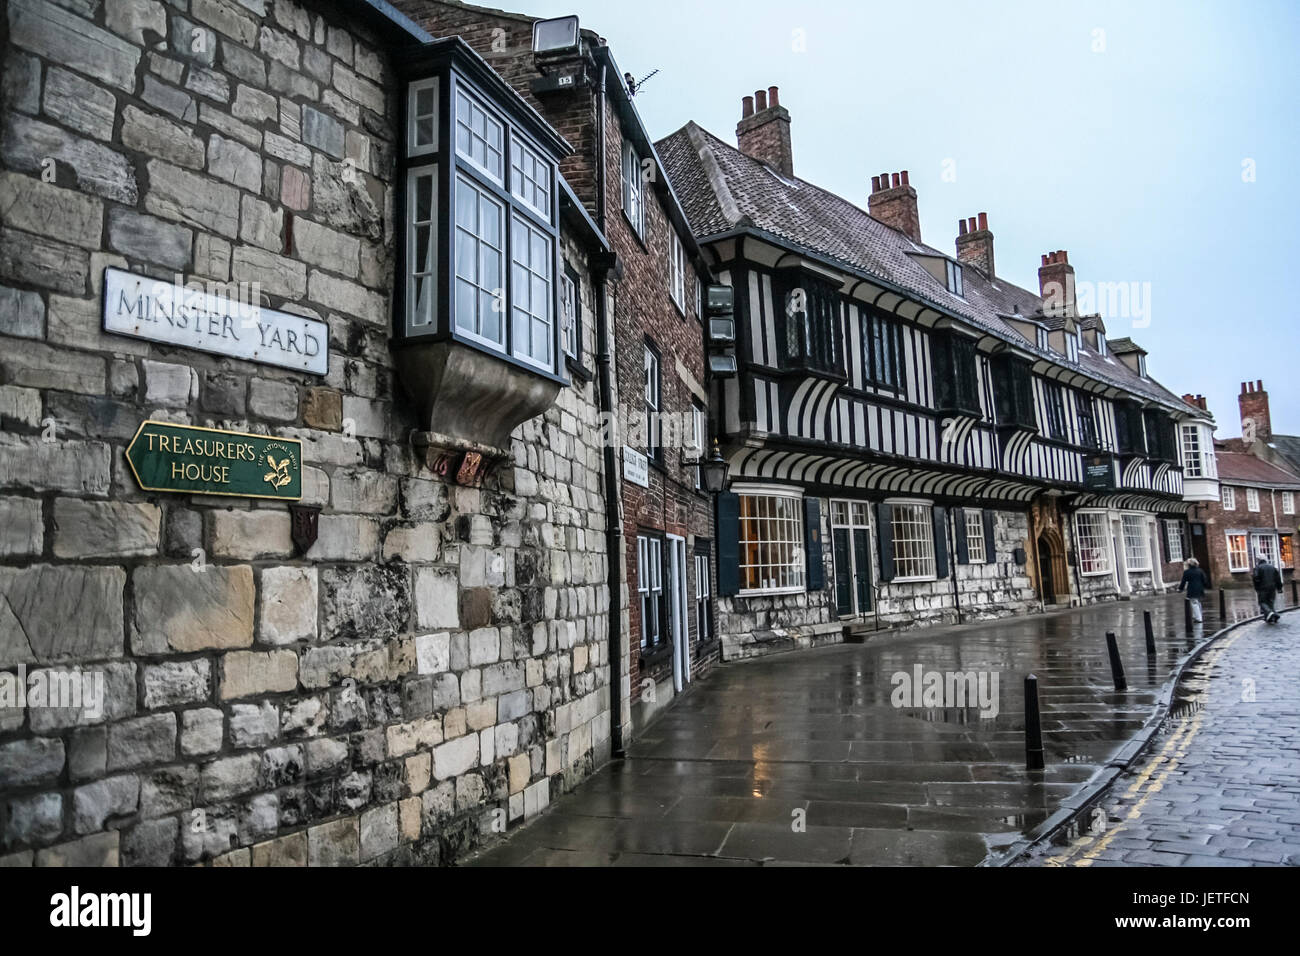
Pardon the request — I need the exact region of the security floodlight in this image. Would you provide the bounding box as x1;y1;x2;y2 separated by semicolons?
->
533;16;580;56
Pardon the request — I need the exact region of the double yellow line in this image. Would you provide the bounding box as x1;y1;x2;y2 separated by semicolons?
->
1042;631;1245;867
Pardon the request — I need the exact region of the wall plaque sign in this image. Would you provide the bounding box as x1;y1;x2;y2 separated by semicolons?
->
102;267;328;375
125;421;303;500
1084;454;1116;491
623;446;649;488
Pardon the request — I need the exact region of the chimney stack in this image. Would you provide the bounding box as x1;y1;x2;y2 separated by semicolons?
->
1038;250;1076;318
955;211;994;277
1238;380;1272;445
868;170;921;243
736;85;793;177
1182;393;1208;412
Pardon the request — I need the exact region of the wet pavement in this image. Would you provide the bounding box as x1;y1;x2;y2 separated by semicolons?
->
469;590;1283;866
1025;609;1300;867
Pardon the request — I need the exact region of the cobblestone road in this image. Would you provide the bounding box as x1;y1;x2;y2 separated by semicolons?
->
470;590;1285;866
1029;610;1300;867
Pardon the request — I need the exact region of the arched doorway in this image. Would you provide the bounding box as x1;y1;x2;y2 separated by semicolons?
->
1036;529;1068;604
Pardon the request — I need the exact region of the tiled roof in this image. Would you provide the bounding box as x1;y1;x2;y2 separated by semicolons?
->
1268;435;1300;476
1106;337;1145;354
656;121;1201;417
1216;451;1300;487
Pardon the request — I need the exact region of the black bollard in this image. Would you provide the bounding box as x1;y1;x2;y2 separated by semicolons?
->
1105;631;1127;691
1025;674;1045;771
1219;588;1226;618
1184;597;1193;632
1143;610;1156;655
1292;579;1297;604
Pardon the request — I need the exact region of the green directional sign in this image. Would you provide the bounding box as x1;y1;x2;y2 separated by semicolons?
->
125;421;303;500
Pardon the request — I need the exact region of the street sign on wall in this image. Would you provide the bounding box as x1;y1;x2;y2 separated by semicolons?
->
102;268;329;375
623;446;649;488
125;421;303;500
1084;454;1115;491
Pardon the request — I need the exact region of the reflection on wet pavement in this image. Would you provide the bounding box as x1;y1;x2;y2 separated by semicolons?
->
471;590;1275;866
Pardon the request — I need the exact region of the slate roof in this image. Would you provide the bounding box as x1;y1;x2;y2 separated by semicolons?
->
1215;451;1300;488
1267;435;1300;477
656;121;1204;417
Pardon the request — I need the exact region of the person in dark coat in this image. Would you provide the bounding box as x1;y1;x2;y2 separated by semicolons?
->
1178;558;1209;623
1253;555;1283;623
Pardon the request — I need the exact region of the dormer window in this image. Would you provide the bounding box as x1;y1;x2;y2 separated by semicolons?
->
1066;331;1079;363
1037;327;1050;351
1137;353;1147;377
1096;331;1107;356
945;260;964;296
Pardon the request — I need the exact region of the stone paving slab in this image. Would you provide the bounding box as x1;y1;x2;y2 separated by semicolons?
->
470;590;1283;867
1025;610;1300;867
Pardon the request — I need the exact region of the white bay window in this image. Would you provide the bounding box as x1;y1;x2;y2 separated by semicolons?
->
738;490;805;594
1075;511;1110;575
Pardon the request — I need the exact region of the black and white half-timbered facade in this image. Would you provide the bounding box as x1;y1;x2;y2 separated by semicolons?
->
658;93;1213;658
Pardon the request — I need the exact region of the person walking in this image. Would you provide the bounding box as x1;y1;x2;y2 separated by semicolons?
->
1178;557;1209;624
1252;554;1283;624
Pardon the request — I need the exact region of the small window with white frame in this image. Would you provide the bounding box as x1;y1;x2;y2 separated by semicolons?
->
509;214;553;369
454;87;504;182
891;502;937;581
1284;491;1296;515
1075;511;1111;575
694;551;712;642
622;141;645;238
1251;531;1279;568
407;77;438;157
1226;533;1249;572
1180;424;1203;478
1121;514;1150;571
559;268;578;359
1246;487;1260;512
1164;519;1186;563
1221;486;1236;510
509;136;551;218
636;534;663;650
737;488;805;594
690;403;704;489
644;342;661;462
964;509;986;563
669;230;686;313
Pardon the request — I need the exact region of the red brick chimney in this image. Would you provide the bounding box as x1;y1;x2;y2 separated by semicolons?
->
1239;380;1272;445
869;171;921;243
736;86;793;177
1038;250;1076;317
956;212;994;277
1181;393;1208;411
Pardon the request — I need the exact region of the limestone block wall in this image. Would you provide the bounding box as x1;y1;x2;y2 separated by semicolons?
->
0;0;610;867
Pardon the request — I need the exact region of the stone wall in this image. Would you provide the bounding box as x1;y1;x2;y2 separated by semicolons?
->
0;0;609;867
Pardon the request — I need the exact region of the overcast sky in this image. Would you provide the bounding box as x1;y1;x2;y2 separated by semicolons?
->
503;0;1300;439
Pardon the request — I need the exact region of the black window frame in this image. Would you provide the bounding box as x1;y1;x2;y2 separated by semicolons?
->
993;354;1036;430
772;269;844;378
1042;381;1068;442
1075;390;1100;449
861;306;906;394
931;328;981;417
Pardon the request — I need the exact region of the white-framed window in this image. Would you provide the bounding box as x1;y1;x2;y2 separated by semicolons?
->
1284;491;1296;515
509;215;553;369
622;141;645;238
454;87;504;182
1221;486;1236;510
1251;531;1279;568
1246;487;1260;512
1096;331;1107;356
1065;332;1079;364
559;270;577;359
636;535;663;649
1164;519;1186;563
1122;514;1150;571
669;230;686;313
453;173;505;348
1226;532;1249;572
406;167;437;328
644;343;661;462
1036;327;1050;351
690;403;704;489
965;509;986;563
945;260;963;296
508;136;551;219
1075;511;1111;575
1180;424;1203;478
737;488;805;594
891;502;936;581
694;552;712;642
407;77;438;157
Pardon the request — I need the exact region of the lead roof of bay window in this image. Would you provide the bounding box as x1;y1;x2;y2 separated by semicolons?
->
656;119;1204;419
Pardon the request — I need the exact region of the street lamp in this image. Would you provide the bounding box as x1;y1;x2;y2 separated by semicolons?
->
700;439;729;493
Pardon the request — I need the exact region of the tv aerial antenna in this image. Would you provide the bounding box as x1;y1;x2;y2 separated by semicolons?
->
624;68;660;97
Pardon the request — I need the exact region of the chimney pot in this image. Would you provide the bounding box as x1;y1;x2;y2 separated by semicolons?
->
891;172;900;188
755;89;767;111
978;211;988;231
736;85;793;176
901;170;910;186
1257;379;1263;391
869;168;922;242
958;218;967;235
768;86;779;107
872;175;881;192
967;216;977;234
1041;254;1049;266
742;95;754;118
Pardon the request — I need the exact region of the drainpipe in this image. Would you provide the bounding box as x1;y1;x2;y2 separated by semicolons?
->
593;58;625;758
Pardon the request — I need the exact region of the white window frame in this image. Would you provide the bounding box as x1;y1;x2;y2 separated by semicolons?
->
1121;514;1150;572
1221;486;1236;511
1246;487;1260;512
1164;519;1186;563
1180;424;1203;478
407;77;439;157
890;500;937;583
1284;491;1296;516
637;534;663;649
690;403;704;489
406;166;437;329
945;260;963;297
964;509;986;564
1250;531;1279;568
453;87;504;184
1075;511;1111;575
669;230;686;313
559;270;577;359
736;486;806;596
1096;331;1107;356
622;141;645;238
453;172;506;350
694;552;712;642
1226;532;1249;572
644;344;660;461
508;214;553;370
509;135;551;220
